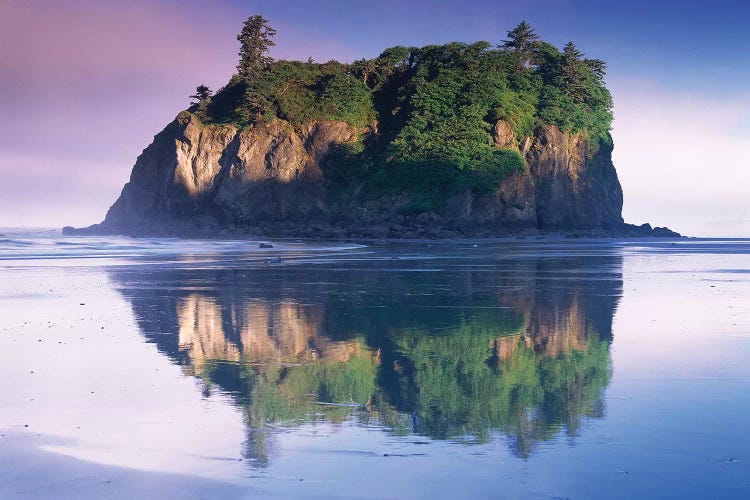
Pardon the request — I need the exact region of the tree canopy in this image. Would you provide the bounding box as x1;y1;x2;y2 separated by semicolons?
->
188;17;613;209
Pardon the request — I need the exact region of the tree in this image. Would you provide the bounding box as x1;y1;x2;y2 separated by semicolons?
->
500;21;540;68
351;58;378;86
561;42;587;102
562;41;584;60
237;15;277;84
189;84;212;105
585;58;607;82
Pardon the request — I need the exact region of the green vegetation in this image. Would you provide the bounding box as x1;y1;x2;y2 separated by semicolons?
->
189;16;613;208
382;327;611;456
194;61;375;128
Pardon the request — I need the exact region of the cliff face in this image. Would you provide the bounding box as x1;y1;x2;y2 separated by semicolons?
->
527;125;623;229
442;120;623;231
71;112;634;237
98;112;357;234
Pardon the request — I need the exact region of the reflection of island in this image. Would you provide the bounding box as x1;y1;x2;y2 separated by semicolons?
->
110;251;621;463
175;298;358;369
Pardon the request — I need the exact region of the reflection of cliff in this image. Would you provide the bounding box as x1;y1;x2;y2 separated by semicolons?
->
493;296;589;362
110;250;621;464
177;295;238;370
168;292;379;467
526;297;588;356
176;296;331;370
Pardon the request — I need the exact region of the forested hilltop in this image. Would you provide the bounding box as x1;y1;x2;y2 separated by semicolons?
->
67;16;680;238
189;18;612;205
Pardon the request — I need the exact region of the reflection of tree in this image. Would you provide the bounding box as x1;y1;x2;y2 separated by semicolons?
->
193;348;379;466
381;322;610;457
110;252;621;465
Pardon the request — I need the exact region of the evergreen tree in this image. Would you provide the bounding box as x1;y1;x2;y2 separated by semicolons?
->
561;42;587;102
237;15;277;84
351;58;378;86
585;58;607;82
563;41;584;60
500;20;540;68
189;84;212;105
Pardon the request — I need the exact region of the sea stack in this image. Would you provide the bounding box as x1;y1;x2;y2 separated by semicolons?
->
65;22;678;239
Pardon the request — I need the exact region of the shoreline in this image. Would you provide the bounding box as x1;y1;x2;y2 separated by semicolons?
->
63;221;681;240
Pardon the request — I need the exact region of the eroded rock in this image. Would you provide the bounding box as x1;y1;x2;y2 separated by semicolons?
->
66;112;675;238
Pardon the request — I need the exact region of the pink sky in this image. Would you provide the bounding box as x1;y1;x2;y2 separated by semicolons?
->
0;0;355;229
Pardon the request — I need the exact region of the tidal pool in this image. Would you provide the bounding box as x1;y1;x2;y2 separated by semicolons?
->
1;231;749;498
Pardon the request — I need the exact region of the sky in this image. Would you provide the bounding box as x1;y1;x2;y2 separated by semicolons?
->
0;0;748;236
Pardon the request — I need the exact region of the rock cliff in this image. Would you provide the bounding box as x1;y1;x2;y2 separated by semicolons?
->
65;112;675;238
93;112;357;234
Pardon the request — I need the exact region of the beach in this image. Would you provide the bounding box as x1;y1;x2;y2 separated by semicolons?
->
1;231;749;498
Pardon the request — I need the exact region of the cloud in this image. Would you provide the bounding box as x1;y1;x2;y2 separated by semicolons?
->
610;79;750;236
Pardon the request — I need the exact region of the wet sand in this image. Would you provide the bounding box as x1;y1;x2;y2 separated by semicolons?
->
1;231;749;498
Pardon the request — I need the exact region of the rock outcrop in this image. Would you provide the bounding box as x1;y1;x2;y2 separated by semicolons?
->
527;125;623;229
65;113;678;238
83;112;357;235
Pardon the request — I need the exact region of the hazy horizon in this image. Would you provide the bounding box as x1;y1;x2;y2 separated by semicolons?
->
1;0;748;237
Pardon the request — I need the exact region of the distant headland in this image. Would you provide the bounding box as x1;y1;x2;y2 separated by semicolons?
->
64;17;679;239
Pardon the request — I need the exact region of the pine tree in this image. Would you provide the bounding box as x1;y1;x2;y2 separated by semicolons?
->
500;21;540;68
585;58;607;82
189;84;212;105
562;42;587;102
236;15;276;84
563;41;584;60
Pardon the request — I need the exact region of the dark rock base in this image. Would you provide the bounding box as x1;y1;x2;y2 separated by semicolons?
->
63;221;681;240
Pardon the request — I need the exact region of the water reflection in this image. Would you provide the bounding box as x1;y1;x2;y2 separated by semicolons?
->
109;247;621;464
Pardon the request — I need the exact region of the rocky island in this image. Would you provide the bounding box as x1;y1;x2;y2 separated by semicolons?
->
65;18;678;239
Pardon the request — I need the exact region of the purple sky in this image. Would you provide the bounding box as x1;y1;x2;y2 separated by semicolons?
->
1;0;748;236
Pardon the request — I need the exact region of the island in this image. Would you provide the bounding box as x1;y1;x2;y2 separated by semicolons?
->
65;17;678;239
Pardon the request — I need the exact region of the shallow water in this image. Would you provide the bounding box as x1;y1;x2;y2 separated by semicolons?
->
1;230;749;499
